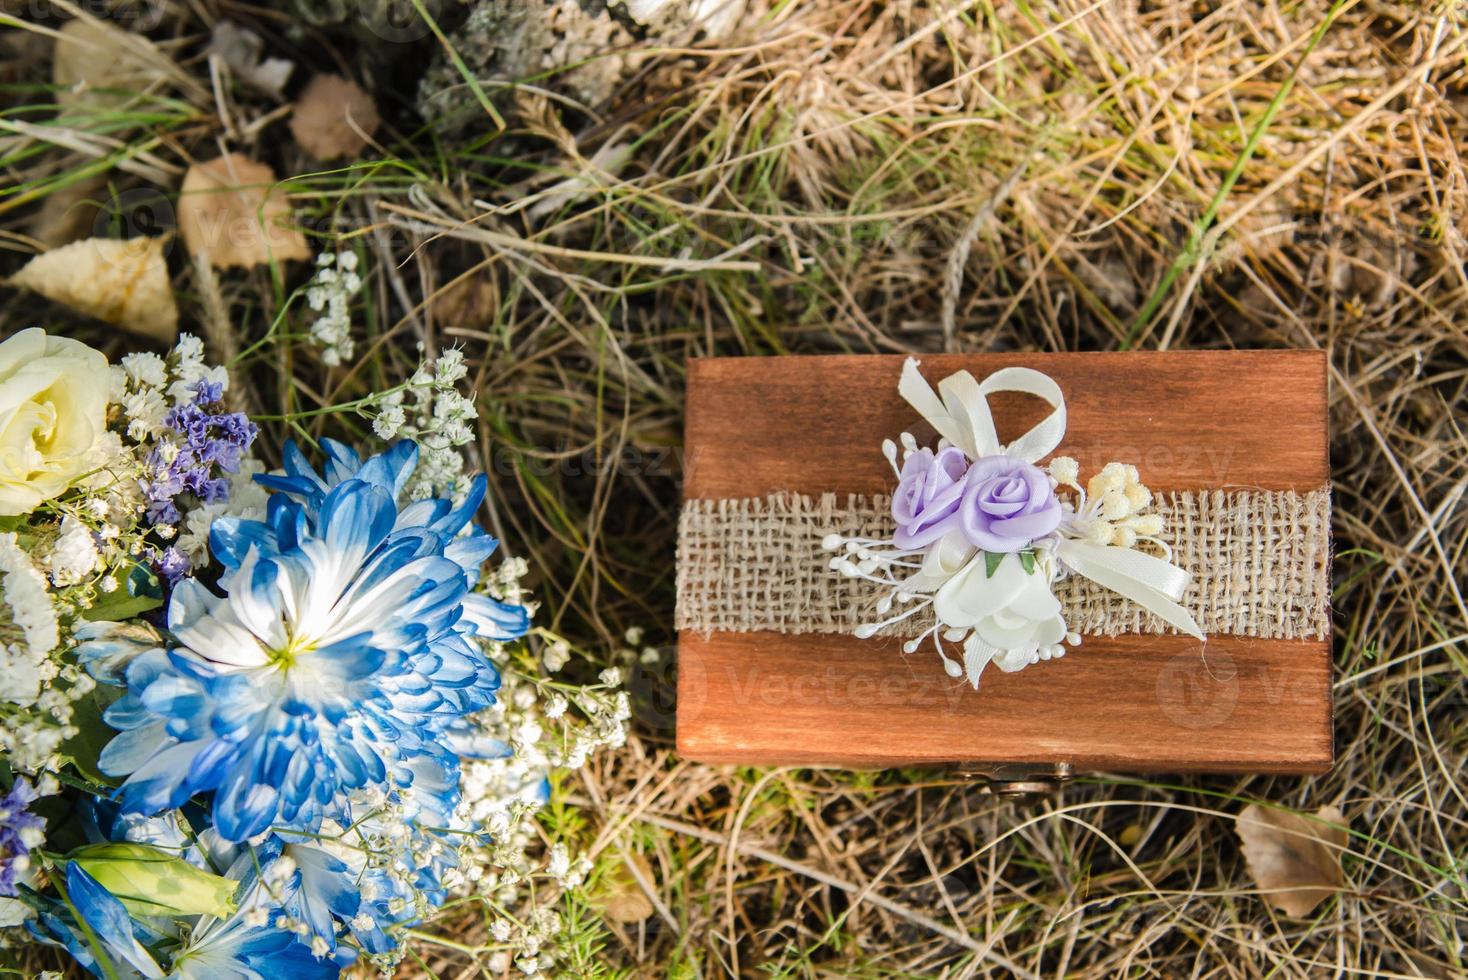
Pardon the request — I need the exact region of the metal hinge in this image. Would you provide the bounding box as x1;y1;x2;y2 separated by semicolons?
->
952;761;1074;799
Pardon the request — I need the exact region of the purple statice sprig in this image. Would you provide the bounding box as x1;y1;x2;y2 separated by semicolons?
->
0;777;46;897
153;546;191;585
140;381;258;581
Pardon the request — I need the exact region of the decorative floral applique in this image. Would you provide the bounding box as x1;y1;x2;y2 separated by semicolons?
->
825;358;1203;688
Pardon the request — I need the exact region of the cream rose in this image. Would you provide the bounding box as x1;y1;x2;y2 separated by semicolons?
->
0;328;113;517
933;550;1068;686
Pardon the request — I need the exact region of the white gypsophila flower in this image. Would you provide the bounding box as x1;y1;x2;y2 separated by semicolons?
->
0;662;76;773
408;441;469;500
308;308;352;367
0;534;58;656
373;403;406;440
449;563;620;950
305;252;364;367
546;844;570;883
0;721;68;773
542;641;570;673
46;516;100;587
512;719;543;751
435;347;468;385
493;557;531;607
531;907;561;939
0;533;59;705
362;347;479;498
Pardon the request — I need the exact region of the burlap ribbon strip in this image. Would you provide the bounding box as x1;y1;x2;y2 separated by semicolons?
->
676;489;1331;639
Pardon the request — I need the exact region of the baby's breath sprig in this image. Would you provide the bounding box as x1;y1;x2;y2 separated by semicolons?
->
452;606;627;976
367;346;480;500
303;250;364;367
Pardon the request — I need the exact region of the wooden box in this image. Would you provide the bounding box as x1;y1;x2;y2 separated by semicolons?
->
675;352;1332;774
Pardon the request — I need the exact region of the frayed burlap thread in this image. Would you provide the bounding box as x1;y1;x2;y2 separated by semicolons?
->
675;489;1330;639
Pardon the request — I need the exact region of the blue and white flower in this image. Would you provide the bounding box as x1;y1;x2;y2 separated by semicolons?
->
29;803;349;979
28;860;344;980
95;440;531;843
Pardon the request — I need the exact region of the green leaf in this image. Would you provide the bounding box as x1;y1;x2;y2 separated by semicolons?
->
63;842;236;919
61;685;123;785
983;552;1003;578
81;563;164;622
81;592;162;622
1018;550;1036;575
126;561;164;600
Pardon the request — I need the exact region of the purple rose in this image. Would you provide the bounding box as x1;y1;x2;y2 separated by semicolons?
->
892;446;970;549
958;455;1061;553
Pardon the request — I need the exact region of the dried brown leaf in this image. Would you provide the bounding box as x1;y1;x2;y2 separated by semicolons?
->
52;18;174;112
177;155;311;269
594;852;655;923
431;274;497;330
1236;803;1348;917
9;236;178;343
289;75;381;161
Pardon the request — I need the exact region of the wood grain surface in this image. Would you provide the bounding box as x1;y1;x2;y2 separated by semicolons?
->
677;352;1332;773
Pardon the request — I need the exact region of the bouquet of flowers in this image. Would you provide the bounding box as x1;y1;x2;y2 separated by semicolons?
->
0;328;627;977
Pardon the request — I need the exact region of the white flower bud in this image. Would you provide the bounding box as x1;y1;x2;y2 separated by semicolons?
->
1048;456;1080;487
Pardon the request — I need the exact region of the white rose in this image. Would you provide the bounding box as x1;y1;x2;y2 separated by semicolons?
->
0;328;113;517
933;550;1067;687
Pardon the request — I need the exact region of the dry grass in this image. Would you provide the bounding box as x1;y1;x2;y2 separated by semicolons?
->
3;0;1467;976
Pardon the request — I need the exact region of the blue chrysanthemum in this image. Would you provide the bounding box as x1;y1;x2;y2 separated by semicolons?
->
97;440;531;842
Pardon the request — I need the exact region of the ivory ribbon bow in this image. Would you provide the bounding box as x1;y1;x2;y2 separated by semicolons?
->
896;358;1205;641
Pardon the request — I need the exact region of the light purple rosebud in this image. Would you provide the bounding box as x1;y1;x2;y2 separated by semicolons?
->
891;446;970;549
957;455;1060;553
